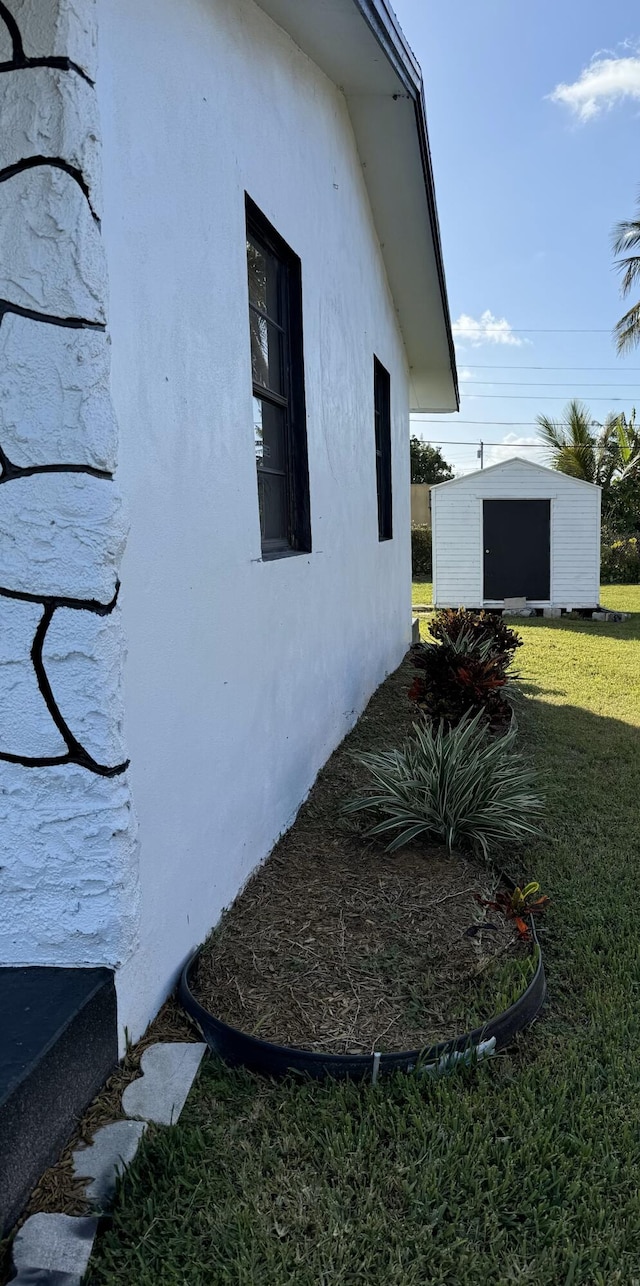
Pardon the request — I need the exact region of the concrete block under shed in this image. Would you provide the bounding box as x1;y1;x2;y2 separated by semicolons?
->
543;607;562;618
503;596;527;611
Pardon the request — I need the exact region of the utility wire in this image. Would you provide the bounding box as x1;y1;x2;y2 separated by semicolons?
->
454;327;612;333
462;380;639;389
459;393;633;401
457;363;640;371
413;422;572;428
417;439;544;448
413;422;544;427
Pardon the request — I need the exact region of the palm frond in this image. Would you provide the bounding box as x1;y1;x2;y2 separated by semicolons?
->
537;401;598;480
536;414;565;454
614;254;640;299
612;217;640;258
614;301;640;354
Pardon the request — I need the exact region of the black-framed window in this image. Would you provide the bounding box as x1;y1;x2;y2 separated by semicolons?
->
246;196;311;558
374;356;392;541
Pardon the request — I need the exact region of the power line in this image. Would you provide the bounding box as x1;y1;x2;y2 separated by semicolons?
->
418;439;544;448
454;327;611;333
463;380;639;389
412;419;601;427
413;416;634;425
461;393;633;401
458;363;640;371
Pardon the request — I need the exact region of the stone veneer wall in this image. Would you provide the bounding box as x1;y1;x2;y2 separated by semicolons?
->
0;0;138;967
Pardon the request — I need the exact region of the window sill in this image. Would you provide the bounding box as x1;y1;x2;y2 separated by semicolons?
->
260;547;312;562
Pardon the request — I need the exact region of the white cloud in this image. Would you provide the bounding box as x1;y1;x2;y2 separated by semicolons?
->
549;47;640;123
458;367;474;381
452;310;526;348
484;435;546;467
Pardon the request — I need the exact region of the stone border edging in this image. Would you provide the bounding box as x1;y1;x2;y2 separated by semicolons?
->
9;1041;207;1285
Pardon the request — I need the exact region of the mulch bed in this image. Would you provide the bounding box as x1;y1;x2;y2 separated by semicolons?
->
192;656;530;1056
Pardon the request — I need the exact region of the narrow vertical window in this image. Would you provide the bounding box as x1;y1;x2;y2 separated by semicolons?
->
374;356;392;540
246;196;311;557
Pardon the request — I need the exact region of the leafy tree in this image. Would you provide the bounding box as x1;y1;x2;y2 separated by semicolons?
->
410;438;454;484
613;196;640;352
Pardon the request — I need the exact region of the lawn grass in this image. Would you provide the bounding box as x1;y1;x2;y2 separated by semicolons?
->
412;583;640;611
412;578;432;605
88;588;640;1285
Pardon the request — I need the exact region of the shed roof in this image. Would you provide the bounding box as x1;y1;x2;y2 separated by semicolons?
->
430;456;602;494
253;0;458;414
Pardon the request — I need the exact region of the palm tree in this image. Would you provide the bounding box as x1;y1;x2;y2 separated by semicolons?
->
613;198;640;352
536;400;621;485
614;409;640;480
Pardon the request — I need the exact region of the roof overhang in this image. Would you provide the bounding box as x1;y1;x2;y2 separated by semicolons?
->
253;0;459;413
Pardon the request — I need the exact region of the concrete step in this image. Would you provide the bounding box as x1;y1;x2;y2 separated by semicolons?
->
0;966;117;1234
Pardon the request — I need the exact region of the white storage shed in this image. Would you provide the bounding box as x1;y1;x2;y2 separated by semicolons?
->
431;457;601;610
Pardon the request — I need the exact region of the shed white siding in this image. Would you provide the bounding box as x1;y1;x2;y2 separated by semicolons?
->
431;458;601;609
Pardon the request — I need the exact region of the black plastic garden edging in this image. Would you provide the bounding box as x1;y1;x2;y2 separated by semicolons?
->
179;922;546;1082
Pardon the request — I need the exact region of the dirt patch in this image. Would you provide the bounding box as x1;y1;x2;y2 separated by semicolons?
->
192;656;530;1055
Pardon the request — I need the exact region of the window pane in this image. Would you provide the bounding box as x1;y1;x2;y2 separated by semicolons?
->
246;198;311;557
247;235;280;321
254;397;287;472
258;470;289;544
250;311;283;395
374;358;392;541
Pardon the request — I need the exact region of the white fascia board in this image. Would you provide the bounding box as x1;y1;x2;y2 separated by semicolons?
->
429;457;603;492
253;0;458;413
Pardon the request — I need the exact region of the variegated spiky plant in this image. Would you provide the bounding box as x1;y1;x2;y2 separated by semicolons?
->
345;710;543;860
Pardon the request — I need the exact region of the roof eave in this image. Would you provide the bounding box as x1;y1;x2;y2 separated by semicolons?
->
252;0;459;413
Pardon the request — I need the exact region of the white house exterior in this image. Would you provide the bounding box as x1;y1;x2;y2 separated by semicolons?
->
0;0;457;1055
431;458;601;611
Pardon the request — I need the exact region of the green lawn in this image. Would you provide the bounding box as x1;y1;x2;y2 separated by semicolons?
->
412;578;432;605
88;588;640;1285
412;582;640;611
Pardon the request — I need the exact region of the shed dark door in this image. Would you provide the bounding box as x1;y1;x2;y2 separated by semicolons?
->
483;499;550;601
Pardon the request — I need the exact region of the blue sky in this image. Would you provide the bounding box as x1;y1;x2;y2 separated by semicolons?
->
391;0;640;472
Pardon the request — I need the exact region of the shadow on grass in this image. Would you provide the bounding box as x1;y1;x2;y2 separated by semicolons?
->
517;680;567;698
84;685;640;1285
520;612;640;642
518;690;640;929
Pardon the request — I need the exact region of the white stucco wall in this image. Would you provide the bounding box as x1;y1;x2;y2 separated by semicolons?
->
0;0;138;970
97;0;414;1040
432;458;601;608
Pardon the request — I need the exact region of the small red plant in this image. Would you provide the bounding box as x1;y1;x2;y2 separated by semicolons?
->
410;649;512;729
476;882;549;941
429;608;523;657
